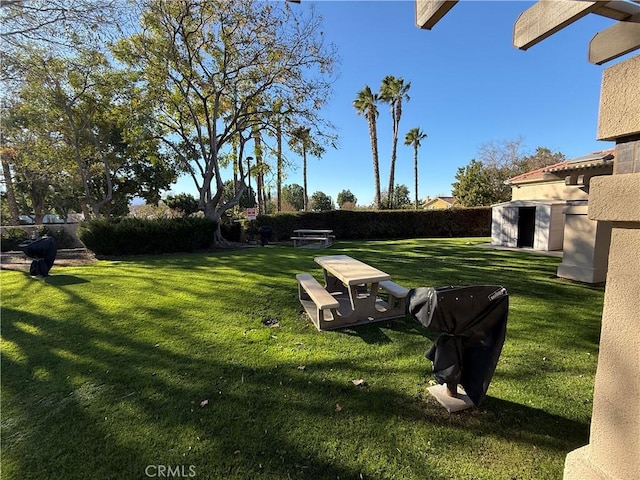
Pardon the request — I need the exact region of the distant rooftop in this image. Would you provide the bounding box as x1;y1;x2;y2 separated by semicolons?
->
507;149;615;185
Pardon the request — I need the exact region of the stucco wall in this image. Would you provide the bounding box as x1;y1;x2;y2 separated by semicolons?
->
597;55;640;141
510;181;566;201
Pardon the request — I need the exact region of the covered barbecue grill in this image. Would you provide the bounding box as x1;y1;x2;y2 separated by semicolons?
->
407;285;509;407
19;236;57;277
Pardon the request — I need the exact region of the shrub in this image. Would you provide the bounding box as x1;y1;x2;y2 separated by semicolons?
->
251;207;491;242
78;217;220;256
0;228;32;252
0;226;76;252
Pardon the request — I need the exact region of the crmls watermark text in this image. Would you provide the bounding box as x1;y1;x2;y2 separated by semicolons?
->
145;465;196;478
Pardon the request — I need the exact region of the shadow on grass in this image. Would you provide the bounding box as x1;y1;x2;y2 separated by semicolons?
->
1;306;374;479
2;301;590;480
44;275;90;286
1;240;602;479
339;317;436;345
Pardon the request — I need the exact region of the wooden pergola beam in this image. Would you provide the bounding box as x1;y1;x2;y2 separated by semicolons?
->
594;1;640;21
589;12;640;64
513;0;607;50
415;0;458;30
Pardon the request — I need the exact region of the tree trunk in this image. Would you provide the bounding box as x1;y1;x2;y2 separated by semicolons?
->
368;113;381;210
276;122;283;212
387;108;399;208
414;147;419;210
1;157;20;224
254;133;264;215
303;147;308;211
204;201;226;246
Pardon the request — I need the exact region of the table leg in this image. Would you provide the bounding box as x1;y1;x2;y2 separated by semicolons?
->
347;282;382;319
323;271;345;294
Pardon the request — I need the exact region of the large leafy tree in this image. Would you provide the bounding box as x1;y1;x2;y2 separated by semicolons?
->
380;184;411;210
452;139;566;206
114;0;337;243
309;191;333;211
1;1;143;221
451;160;495;207
0;0;122;53
404;127;427;210
0;100;72;223
515;146;566;173
281;183;305;211
379;75;410;208
353;86;381;209
336;189;357;209
165;193;199;217
2;46;172;219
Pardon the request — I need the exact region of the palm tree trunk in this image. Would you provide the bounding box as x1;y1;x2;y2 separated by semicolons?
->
387;132;398;206
254;133;264;215
387;132;397;207
303;147;308;211
387;110;398;207
368;114;381;209
414;146;419;210
276;122;283;212
388;100;404;208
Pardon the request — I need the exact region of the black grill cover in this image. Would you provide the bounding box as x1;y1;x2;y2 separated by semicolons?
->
257;225;273;246
407;285;508;406
19;236;57;277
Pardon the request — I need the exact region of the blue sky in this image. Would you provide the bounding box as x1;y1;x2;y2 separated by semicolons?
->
170;1;623;207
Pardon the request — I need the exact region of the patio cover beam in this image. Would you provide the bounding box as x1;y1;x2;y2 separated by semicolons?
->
589;12;640;64
513;0;606;50
415;0;458;30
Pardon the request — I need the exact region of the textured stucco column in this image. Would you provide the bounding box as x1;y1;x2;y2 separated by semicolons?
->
564;174;640;479
564;54;640;480
596;55;640;143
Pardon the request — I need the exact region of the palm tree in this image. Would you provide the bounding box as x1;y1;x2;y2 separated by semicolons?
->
353;86;381;209
267;98;285;212
404;127;427;209
289;126;325;211
379;75;410;208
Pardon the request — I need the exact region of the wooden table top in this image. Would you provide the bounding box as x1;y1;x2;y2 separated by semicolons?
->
314;254;390;285
294;229;333;234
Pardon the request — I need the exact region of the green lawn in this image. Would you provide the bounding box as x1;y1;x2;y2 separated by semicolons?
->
1;238;603;480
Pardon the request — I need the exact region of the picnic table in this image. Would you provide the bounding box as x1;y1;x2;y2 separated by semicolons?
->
291;229;334;248
296;254;409;330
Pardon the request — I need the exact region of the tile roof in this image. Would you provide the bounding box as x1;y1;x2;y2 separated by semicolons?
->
506;149;615;185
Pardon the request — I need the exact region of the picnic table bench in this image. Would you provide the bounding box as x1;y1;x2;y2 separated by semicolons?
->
291;229;334;248
296;255;410;330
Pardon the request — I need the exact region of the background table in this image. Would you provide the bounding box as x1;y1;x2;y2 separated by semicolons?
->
291;229;334;248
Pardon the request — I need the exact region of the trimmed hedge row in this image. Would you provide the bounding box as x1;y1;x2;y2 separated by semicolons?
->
77;217;241;256
1;226;77;252
35;208;488;256
250;207;491;242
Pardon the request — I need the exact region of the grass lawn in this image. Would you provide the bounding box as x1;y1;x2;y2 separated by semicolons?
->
1;238;604;480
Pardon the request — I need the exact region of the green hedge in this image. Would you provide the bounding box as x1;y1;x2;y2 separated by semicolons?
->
0;226;76;252
250;207;490;242
78;217;240;256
